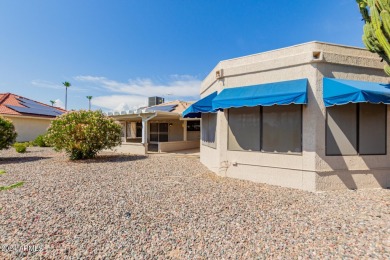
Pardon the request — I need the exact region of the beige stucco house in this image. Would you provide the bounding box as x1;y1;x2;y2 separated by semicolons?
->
185;41;390;192
0;93;65;142
110;100;200;155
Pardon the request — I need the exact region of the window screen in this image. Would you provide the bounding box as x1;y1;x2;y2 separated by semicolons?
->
359;103;386;155
228;107;261;151
326;104;358;155
262;105;302;153
202;113;217;148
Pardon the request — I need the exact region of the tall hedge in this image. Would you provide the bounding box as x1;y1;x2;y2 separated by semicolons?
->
0;116;17;150
46;110;122;160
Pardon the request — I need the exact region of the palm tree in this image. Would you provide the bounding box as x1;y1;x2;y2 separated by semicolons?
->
62;81;71;110
86;96;93;110
50;100;56;107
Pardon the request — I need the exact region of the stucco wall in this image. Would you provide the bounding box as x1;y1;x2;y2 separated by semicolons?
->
110;143;147;155
187;130;200;141
159;140;200;152
199;41;390;191
4;115;52;142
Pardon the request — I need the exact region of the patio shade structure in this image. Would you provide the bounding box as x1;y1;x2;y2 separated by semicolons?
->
182;91;218;118
212;78;308;110
323;78;390;107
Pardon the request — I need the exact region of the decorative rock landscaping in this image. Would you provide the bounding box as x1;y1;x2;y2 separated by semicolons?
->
0;147;389;258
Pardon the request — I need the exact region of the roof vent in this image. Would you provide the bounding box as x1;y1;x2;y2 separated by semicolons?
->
216;69;223;79
312;51;323;62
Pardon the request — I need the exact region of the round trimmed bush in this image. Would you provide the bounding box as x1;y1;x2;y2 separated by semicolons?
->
14;142;27;153
46;110;122;160
0;116;17;150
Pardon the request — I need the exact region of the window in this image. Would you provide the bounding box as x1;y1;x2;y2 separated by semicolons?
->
187;121;200;131
150;123;169;143
126;122;142;139
202;113;217;148
262;105;302;153
326;103;386;155
227;105;302;154
136;122;142;138
228;107;261;151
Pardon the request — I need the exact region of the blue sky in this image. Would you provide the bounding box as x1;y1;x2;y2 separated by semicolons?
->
0;0;364;111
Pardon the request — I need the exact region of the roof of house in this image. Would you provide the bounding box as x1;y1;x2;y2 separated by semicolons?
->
0;93;66;118
146;100;193;114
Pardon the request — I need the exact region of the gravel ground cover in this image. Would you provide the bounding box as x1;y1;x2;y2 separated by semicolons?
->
0;147;389;259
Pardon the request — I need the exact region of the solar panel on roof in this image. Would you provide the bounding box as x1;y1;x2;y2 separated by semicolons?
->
145;104;177;112
11;97;64;117
17;98;54;110
6;105;63;117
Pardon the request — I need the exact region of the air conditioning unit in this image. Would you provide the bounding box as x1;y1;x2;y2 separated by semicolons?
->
216;69;223;79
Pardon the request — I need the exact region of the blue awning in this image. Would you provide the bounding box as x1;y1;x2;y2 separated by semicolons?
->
182;91;217;118
323;78;390;107
212;79;308;110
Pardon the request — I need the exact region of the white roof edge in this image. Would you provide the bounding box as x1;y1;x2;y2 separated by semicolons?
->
216;41;367;65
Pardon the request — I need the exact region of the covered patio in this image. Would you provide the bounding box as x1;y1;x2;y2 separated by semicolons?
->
110;101;201;155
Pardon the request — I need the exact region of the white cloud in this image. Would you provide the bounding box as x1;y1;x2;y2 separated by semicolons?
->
54;99;64;109
75;75;201;97
92;95;147;111
31;80;87;92
75;74;201;110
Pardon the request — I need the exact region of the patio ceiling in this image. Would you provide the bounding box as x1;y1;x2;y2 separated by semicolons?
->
111;111;181;121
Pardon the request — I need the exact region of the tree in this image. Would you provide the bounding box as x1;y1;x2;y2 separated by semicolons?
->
50;100;56;107
45;110;122;160
0;116;17;150
62;81;71;110
86;96;93;110
357;0;390;75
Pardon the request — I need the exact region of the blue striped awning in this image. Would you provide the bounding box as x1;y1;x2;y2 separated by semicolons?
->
323;78;390;107
182;91;217;118
212;79;308;110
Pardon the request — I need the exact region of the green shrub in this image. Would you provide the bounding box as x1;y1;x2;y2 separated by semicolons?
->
46;110;122;160
0;116;17;150
33;134;48;147
14;142;27;153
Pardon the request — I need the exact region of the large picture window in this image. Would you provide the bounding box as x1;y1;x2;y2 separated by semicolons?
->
202;113;217;148
228;105;302;154
326;103;386;156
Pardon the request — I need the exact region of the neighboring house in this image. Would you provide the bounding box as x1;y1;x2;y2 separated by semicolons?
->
0;93;65;142
184;41;390;192
110;100;200;155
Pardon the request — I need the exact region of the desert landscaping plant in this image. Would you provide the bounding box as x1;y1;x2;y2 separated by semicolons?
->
357;0;390;75
13;142;28;153
33;134;48;147
0;116;17;150
46;110;122;160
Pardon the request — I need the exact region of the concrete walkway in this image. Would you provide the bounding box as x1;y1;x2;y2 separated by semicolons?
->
148;148;200;158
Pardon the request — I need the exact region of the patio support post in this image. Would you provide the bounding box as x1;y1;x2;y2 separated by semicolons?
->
183;120;187;141
124;121;127;142
142;119;148;144
141;113;157;146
